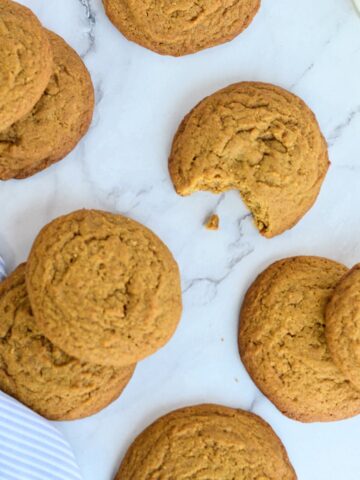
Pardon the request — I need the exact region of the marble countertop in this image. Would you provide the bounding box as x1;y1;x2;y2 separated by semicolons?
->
2;0;360;479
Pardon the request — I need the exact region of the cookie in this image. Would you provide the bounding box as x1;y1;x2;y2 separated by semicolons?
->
0;0;52;131
26;209;182;367
326;264;360;391
102;0;260;57
0;264;135;420
115;404;296;479
169;82;329;238
0;30;94;180
239;256;360;422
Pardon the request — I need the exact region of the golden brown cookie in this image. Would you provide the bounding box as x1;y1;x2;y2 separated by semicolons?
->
0;0;52;131
26;209;182;367
169;82;329;238
0;264;135;421
239;256;360;422
102;0;260;57
115;404;297;479
0;29;94;180
326;264;360;391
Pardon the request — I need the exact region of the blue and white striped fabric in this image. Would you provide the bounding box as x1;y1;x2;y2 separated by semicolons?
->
0;392;83;480
0;257;83;480
0;256;6;281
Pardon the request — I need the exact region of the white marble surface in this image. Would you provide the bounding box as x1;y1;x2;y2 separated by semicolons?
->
2;0;360;478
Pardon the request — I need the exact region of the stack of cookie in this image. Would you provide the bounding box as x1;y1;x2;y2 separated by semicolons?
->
0;209;182;420
239;256;360;422
0;0;94;180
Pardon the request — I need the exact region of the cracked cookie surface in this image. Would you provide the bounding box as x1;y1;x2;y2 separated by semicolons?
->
0;264;135;420
239;256;360;422
0;0;52;131
26;209;182;367
169;82;329;238
115;404;296;479
0;29;94;180
102;0;260;56
326;264;360;391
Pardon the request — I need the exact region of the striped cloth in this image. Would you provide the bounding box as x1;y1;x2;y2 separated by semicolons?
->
0;256;6;281
0;393;82;480
0;257;83;480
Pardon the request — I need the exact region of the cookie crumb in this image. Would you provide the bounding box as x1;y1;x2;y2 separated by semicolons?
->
205;214;219;231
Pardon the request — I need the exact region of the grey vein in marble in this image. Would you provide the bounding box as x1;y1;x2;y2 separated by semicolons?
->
183;214;253;306
328;105;360;146
78;0;96;58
